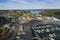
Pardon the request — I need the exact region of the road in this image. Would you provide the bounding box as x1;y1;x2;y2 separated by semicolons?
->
8;19;43;40
20;24;33;40
20;20;42;40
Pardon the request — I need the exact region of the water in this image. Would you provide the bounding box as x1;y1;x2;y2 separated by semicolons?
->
25;9;44;13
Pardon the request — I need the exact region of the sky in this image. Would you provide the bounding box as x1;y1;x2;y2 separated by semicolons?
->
0;0;60;9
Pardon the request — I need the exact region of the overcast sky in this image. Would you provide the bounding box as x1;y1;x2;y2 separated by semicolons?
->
0;0;60;9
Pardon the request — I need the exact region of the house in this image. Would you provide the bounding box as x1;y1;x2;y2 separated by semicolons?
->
3;24;10;28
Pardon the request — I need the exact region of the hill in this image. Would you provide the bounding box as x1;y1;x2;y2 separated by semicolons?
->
40;9;60;19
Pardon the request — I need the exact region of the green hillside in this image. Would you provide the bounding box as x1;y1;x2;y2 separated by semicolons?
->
40;9;60;18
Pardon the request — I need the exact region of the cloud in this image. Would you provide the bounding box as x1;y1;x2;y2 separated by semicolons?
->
0;0;60;9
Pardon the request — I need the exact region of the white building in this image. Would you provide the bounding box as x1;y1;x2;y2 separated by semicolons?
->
3;24;10;28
